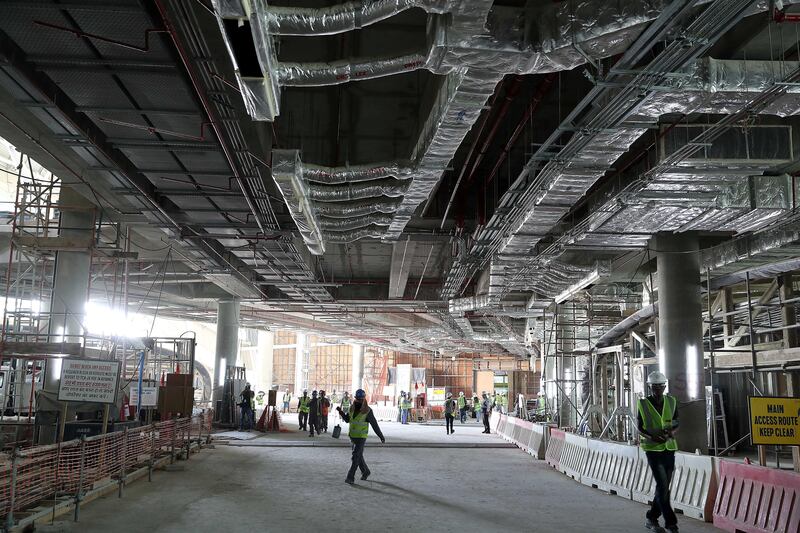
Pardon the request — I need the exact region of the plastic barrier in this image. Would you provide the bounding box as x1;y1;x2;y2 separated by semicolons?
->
559;432;589;482
632;450;716;521
581;438;639;499
546;428;566;470
490;411;504;434
713;459;800;533
515;420;533;454
529;424;547;459
369;405;398;422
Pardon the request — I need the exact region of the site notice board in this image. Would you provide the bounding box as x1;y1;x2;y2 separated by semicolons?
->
57;358;120;404
748;396;800;446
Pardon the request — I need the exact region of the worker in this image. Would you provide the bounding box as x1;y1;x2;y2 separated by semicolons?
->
298;390;310;431
337;388;385;484
331;390;339;406
536;392;546;420
308;390;321;437
481;392;491;434
400;392;410;425
444;392;457;435
638;371;679;533
499;392;508;414
238;383;255;431
397;391;406;422
340;391;351;415
282;389;292;413
473;394;482;424
319;390;331;433
255;390;265;410
457;391;467;424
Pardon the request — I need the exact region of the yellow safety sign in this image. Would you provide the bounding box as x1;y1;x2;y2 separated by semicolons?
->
748;396;800;446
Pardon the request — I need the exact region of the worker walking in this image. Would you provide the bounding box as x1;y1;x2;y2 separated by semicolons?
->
319;390;331;433
298;390;310;431
337;388;385;484
481;392;491;434
282;389;292;413
238;383;255;431
340;391;351;415
457;391;467;424
638;371;679;533
308;390;321;437
444;392;456;435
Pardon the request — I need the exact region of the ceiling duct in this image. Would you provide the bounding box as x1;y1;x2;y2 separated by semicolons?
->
318;214;394;231
307;179;411;202
315;199;402;218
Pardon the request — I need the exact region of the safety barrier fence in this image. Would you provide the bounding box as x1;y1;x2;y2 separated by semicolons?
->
0;412;212;530
491;414;783;524
713;459;800;533
369;405;399;422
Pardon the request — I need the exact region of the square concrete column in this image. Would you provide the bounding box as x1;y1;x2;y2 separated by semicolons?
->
351;344;364;393
654;233;707;454
213;298;240;403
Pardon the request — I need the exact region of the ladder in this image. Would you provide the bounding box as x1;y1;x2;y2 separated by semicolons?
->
708;388;730;454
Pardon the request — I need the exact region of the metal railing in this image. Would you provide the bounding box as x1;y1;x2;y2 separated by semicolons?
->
0;410;212;530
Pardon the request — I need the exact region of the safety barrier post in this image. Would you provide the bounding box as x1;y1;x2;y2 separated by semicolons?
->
118;427;128;498
148;424;156;482
5;449;18;531
74;436;87;522
170;418;177;464
185;418;192;460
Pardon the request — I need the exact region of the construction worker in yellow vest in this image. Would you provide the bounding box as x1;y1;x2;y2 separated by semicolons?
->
500;392;509;413
337;388;385;484
340;391;351;415
297;390;310;431
637;371;679;533
457;391;467;423
401;394;412;424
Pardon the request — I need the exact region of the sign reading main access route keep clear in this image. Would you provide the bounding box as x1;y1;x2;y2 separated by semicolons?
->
748;396;800;446
58;359;120;404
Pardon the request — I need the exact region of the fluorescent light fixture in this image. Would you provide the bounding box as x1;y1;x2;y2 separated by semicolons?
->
553;262;610;304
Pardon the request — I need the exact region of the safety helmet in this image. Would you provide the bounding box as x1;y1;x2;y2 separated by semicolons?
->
459;391;464;396
245;382;251;387
647;371;668;385
320;390;325;395
312;390;318;396
446;392;453;398
355;389;366;399
303;389;308;394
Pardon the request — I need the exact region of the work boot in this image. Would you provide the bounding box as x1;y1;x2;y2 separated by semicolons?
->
645;519;665;533
344;478;355;485
360;470;371;481
665;526;678;533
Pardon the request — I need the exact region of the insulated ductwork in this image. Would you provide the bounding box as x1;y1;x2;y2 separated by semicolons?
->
318;214;394;231
272;149;326;255
308;179;410;202
315;199;401;218
325;228;388;242
303;161;413;184
261;1;455;36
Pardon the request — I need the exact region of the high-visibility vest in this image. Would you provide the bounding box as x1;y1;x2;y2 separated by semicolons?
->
457;396;466;408
637;395;678;452
473;399;480;411
341;398;351;412
299;396;310;413
349;411;369;438
500;395;508;406
403;399;412;409
283;393;291;403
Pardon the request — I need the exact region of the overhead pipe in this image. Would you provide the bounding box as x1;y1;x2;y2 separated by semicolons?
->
308;179;410;202
318;214;394;231
315;199;401;218
303;160;413;184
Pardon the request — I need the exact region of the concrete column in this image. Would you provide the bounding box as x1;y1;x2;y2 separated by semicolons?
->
257;330;274;391
654;233;706;454
45;187;93;391
294;333;306;393
213;298;240;402
351;344;364;392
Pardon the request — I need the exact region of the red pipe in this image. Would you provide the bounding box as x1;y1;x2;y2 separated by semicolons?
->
34;20;167;53
464;76;524;185
484;73;557;189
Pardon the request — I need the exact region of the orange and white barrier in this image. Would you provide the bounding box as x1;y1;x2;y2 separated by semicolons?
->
713;459;800;533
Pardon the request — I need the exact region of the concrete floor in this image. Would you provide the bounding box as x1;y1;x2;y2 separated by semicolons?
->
39;415;720;533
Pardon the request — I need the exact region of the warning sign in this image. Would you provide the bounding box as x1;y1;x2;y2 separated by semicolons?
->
58;359;120;404
748;396;800;446
129;385;158;407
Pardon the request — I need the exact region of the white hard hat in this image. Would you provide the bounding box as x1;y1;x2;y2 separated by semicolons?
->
647;371;668;385
459;391;464;396
446;392;453;398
